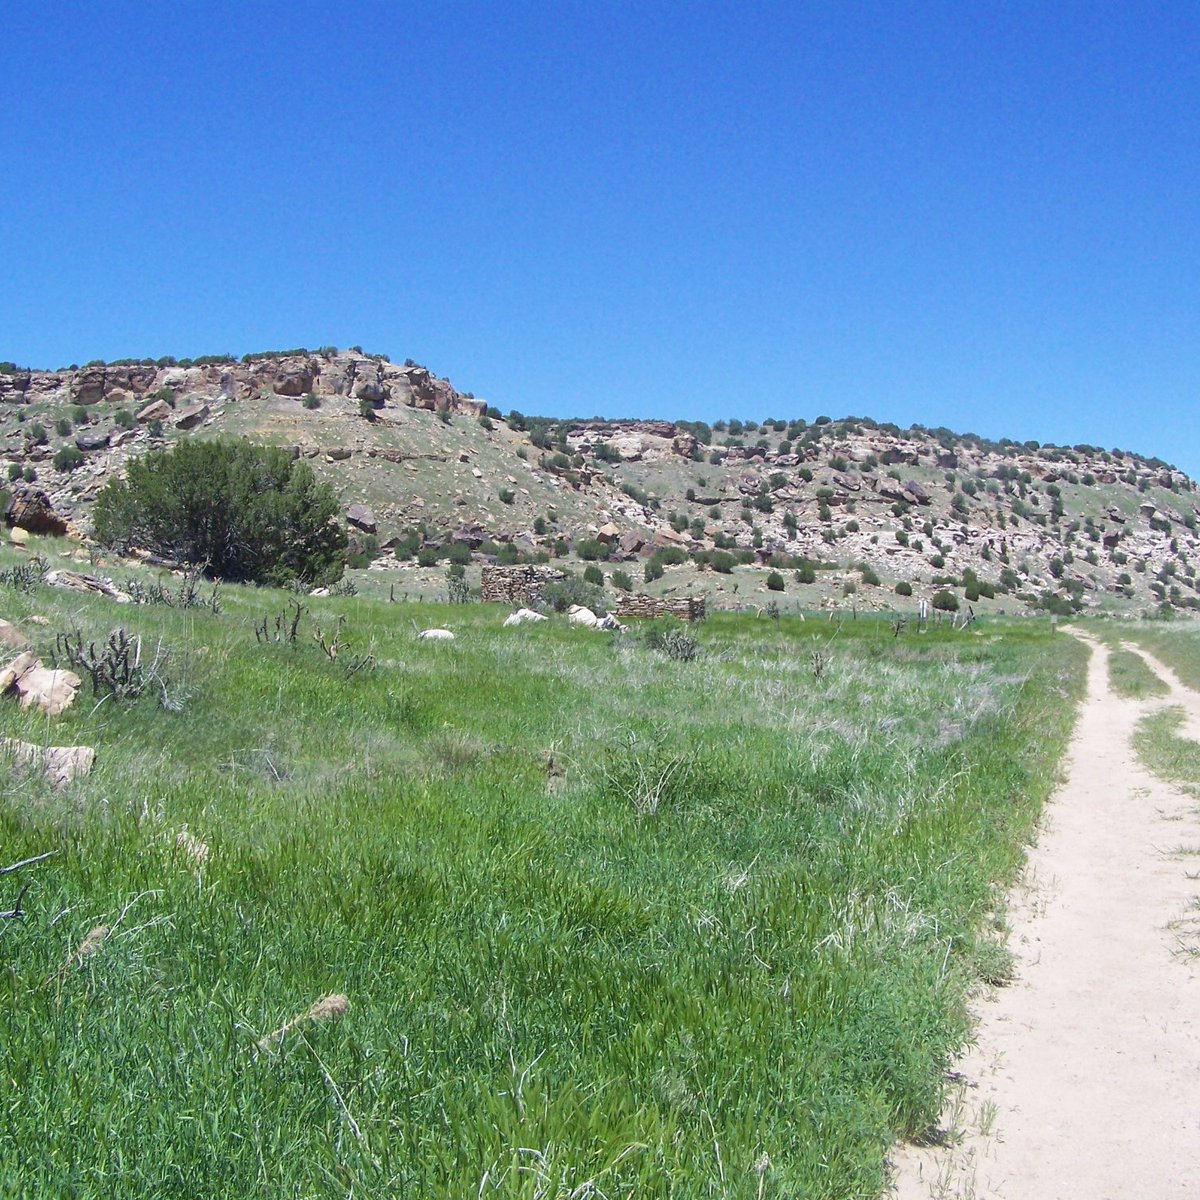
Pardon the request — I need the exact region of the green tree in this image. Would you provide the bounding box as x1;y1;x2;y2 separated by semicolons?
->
92;440;346;585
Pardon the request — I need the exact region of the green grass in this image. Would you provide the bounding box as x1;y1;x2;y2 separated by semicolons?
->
1133;707;1200;799
1118;622;1200;692
0;564;1085;1197
1107;646;1170;699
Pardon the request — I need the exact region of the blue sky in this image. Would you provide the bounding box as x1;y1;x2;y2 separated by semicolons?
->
3;2;1198;473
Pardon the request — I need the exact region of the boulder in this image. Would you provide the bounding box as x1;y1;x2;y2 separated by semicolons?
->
75;429;111;452
903;480;931;505
1;738;94;789
15;666;82;716
174;402;209;429
346;504;377;534
0;651;39;693
70;367;107;405
5;485;68;536
567;605;600;627
502;608;548;626
597;522;620;544
136;398;172;423
43;570;133;603
9;527;28;546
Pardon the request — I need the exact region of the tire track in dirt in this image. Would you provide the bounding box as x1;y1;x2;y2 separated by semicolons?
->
888;629;1200;1199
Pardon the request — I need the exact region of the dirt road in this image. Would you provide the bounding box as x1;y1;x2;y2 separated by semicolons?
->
890;630;1200;1199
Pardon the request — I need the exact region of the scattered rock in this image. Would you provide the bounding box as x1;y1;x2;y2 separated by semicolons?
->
174;401;210;429
346;504;377;534
5;484;68;536
1;738;94;789
0;620;29;650
136;398;172;423
75;429;111;452
0;651;39;693
503;608;547;626
9;527;29;546
43;570;133;603
15;665;82;716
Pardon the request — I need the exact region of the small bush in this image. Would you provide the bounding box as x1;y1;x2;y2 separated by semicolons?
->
895;580;913;597
113;409;136;430
643;620;699;662
541;576;604;614
766;570;785;591
932;589;959;612
303;392;322;410
498;489;515;505
611;569;633;592
55;417;73;437
53;445;85;473
583;563;604;587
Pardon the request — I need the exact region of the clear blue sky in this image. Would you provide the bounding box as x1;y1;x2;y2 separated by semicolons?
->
3;2;1198;474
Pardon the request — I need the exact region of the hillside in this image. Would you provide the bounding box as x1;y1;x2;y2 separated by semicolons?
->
1;350;1197;614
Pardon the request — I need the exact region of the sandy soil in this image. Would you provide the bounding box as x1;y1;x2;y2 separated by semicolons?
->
889;630;1200;1199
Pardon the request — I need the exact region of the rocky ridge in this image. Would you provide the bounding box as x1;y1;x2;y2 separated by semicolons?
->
1;351;1197;614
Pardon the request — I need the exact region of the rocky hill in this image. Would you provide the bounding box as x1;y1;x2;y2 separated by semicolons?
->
1;349;1197;614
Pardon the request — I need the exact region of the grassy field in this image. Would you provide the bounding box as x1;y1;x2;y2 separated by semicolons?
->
0;557;1086;1197
1105;646;1171;700
1115;621;1200;692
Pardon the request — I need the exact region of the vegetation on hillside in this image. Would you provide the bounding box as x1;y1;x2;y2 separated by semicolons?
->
92;440;346;585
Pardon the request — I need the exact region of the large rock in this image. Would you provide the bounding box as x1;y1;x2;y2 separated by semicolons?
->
75;429;111;452
346;504;377;533
5;484;68;536
136;398;172;423
1;738;94;789
70;367;107;405
174;401;209;429
15;666;82;716
251;355;316;397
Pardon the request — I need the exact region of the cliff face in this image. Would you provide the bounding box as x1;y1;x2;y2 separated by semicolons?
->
1;349;1198;614
0;352;486;417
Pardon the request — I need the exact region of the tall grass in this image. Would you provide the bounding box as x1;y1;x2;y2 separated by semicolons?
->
0;563;1084;1197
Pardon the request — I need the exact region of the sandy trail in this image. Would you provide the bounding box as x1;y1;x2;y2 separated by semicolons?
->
889;630;1200;1199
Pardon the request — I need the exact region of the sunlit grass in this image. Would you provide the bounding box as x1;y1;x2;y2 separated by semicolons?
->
0;567;1085;1197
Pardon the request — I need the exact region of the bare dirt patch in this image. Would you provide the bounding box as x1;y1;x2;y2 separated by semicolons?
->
889;629;1200;1199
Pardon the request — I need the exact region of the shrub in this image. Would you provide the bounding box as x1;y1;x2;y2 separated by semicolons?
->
360;398;378;420
93;440;347;585
644;558;664;583
113;409;136;430
346;533;380;569
27;423;48;446
541;576;604;614
611;569;633;592
583;563;604;587
932;589;959;612
53;445;85;473
766;570;785;591
7;464;22;482
416;547;441;567
796;564;817;584
55;417;73;437
303;392;322;410
858;562;880;586
895;580;913;597
575;537;610;561
643;623;699;662
498;489;515;505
